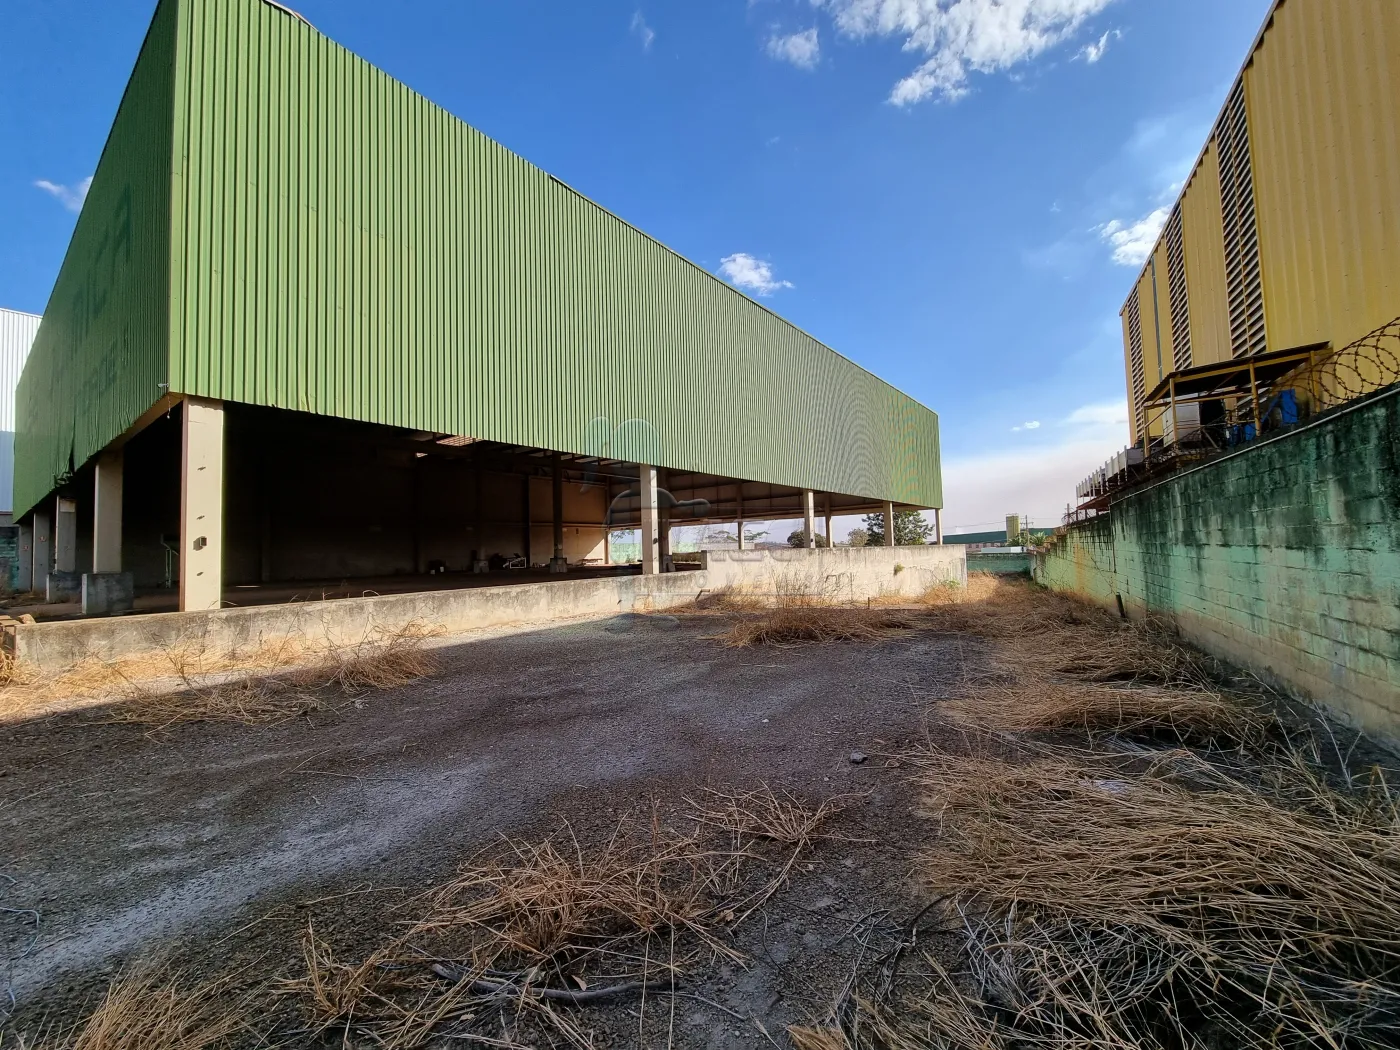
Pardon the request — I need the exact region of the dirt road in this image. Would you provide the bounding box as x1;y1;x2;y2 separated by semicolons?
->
1;612;969;1045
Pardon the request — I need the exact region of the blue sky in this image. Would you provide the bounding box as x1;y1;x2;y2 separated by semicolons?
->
1;0;1272;532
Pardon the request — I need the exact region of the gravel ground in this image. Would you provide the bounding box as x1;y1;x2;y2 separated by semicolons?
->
0;611;975;1047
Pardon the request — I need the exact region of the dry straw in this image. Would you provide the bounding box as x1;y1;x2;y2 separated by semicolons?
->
851;749;1400;1049
0;620;442;727
293;788;846;1048
42;968;244;1050
106;621;440;729
722;607;916;648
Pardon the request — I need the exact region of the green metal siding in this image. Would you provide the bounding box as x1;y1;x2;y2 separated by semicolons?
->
167;0;940;507
13;0;177;517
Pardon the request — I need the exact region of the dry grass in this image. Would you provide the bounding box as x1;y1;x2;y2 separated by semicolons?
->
689;583;767;613
787;1025;850;1050
43;969;244;1050
847;749;1400;1049
913;573;1272;751
942;680;1272;746
100;622;440;729
0;620;443;727
722;607;916;648
292;790;847;1048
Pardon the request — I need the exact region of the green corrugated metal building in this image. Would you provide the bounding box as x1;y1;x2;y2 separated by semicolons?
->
15;0;942;611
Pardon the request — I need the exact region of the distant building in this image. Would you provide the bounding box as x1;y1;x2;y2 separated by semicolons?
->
0;308;41;524
945;528;1052;551
1118;0;1400;451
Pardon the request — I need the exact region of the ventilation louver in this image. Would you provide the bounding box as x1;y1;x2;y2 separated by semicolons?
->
1127;289;1146;440
1164;206;1192;371
1217;80;1266;359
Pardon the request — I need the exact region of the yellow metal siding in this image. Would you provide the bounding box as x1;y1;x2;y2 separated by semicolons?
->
1181;140;1233;366
1149;244;1175;382
1121;310;1139;442
1137;270;1163;396
1245;0;1400;355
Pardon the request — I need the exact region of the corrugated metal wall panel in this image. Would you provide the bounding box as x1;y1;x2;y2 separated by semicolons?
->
1148;246;1174;386
1121;310;1139;442
1218;79;1268;359
12;2;176;517
167;0;940;507
1163;208;1191;371
1246;0;1400;355
0;309;41;512
0;309;41;434
1180;139;1233;367
1136;270;1162;418
1126;290;1146;443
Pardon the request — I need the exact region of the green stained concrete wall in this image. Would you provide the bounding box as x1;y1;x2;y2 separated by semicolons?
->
966;551;1033;575
1036;386;1400;743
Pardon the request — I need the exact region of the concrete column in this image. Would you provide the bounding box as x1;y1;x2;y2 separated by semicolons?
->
54;497;77;573
639;465;660;575
17;523;33;592
824;494;833;549
883;501;896;548
179;397;225;612
93;449;124;572
549;451;567;573
658;468;672;572
803;489;816;549
736;487;745;551
934;507;943;545
31;512;51;592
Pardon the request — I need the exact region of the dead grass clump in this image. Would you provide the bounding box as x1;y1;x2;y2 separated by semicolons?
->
723;607;915;648
103;621;441;729
787;1025;850;1050
47;969;243;1050
690;584;767;613
414;822;739;973
293;791;847;1048
943;681;1273;746
295;620;442;693
878;750;1400;1049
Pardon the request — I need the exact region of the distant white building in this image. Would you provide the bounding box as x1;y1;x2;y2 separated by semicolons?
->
0;308;41;523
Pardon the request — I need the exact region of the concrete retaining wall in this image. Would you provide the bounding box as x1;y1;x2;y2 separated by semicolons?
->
1035;387;1400;743
702;544;966;602
9;544;967;673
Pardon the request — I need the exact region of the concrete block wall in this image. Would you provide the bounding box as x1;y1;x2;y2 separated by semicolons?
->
8;544;967;674
1036;387;1400;743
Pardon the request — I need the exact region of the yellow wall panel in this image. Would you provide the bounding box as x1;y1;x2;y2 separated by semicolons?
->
1138;269;1165;391
1150;242;1176;378
1180;140;1233;366
1121;310;1138;441
1136;270;1164;437
1246;0;1400;354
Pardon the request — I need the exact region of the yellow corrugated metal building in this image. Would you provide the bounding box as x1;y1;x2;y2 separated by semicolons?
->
1119;0;1400;444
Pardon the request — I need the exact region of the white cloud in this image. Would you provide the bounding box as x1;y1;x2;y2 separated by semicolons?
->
815;0;1118;104
718;253;794;295
1076;28;1119;63
767;27;821;69
1096;205;1168;267
630;11;655;51
34;176;93;213
1064;400;1128;427
1010;420;1042;432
